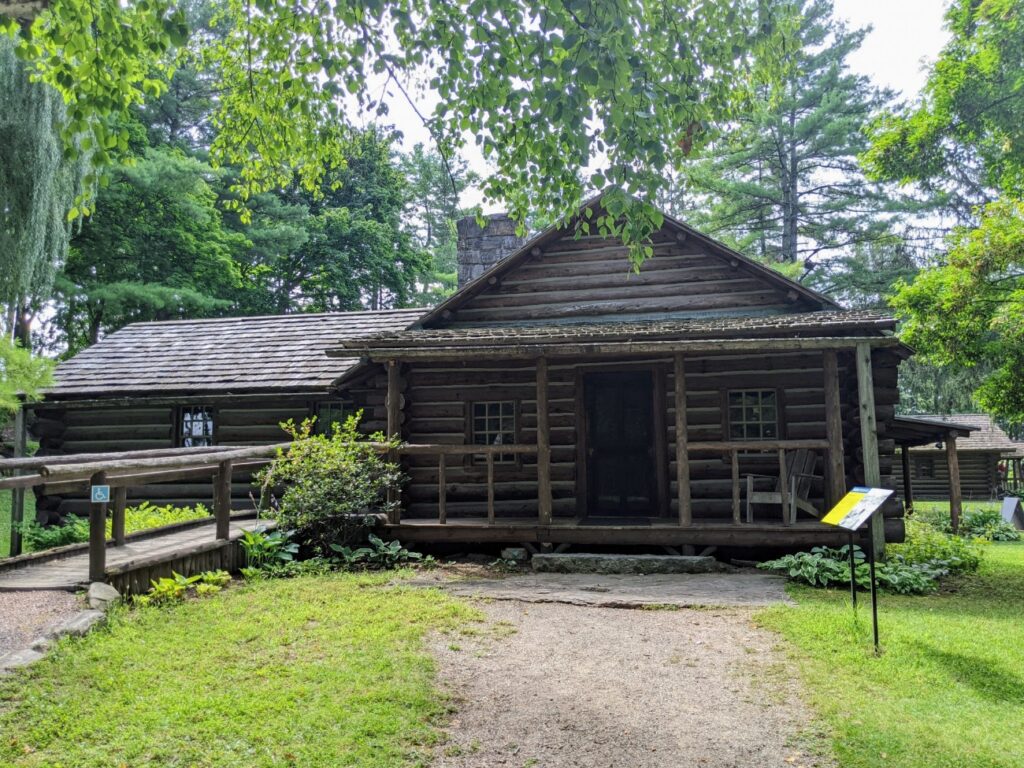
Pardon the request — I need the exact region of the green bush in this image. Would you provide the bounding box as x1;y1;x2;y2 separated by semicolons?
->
960;508;1020;541
239;526;299;569
18;515;89;551
18;502;211;553
912;504;1020;541
329;534;423;570
258;413;402;556
758;545;945;595
889;519;986;572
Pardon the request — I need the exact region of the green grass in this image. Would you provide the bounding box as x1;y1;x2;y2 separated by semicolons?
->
0;572;481;767
0;490;35;558
759;542;1024;768
912;499;1003;516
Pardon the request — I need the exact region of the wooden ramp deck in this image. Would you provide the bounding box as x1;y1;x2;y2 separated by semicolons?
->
0;517;270;593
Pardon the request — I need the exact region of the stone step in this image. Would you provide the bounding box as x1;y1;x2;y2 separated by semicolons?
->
531;553;731;575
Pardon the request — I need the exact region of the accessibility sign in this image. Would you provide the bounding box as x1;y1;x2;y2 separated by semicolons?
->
822;486;893;531
90;485;111;504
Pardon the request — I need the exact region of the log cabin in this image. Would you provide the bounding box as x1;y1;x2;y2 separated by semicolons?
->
892;413;1021;502
25;197;966;553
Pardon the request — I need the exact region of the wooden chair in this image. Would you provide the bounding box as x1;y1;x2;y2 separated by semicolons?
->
745;448;821;524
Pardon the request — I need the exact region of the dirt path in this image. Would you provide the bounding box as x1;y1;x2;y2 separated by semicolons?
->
0;590;81;652
433;600;831;768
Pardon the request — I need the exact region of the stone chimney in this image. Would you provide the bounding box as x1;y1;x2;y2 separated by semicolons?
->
456;213;525;287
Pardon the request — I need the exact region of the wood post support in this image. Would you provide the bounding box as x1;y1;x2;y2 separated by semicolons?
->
730;449;740;524
946;433;962;533
9;406;26;557
900;444;913;514
674;354;692;526
112;486;128;546
386;360;402;524
822;350;846;508
438;453;447;524
486;453;495;525
215;458;233;541
88;470;107;583
536;357;552;525
855;342;884;558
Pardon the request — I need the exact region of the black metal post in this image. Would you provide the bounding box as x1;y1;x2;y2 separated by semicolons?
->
865;526;880;654
848;531;858;610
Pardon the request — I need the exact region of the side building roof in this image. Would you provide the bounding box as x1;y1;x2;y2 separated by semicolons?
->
902;413;1021;455
44;309;424;399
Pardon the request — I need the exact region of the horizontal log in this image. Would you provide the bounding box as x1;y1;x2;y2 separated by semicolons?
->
348;337;905;362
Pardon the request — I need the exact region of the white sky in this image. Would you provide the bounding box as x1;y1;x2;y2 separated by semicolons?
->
375;1;953;211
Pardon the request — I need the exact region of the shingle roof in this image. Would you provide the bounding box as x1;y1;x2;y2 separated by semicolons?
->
332;309;895;350
47;310;424;398
906;413;1021;455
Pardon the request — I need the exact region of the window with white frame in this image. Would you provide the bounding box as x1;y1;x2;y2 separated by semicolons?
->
179;406;215;447
471;401;517;463
727;390;778;440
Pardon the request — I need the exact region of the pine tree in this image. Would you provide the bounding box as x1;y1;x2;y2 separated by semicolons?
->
675;0;903;266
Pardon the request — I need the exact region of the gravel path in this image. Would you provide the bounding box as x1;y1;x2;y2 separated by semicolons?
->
433;601;831;768
0;590;82;652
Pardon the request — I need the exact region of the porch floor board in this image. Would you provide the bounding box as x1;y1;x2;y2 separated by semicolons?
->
385;517;871;547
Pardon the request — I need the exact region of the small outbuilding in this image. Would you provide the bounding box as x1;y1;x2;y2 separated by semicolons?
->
891;413;1018;503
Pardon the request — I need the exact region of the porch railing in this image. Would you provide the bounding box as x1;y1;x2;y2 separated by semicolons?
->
686;439;831;526
392;439;831;527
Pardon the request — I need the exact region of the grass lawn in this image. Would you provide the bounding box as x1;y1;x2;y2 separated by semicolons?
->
0;491;35;558
759;542;1024;768
0;572;480;767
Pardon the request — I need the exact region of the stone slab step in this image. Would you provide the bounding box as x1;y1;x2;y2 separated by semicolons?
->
531;553;731;575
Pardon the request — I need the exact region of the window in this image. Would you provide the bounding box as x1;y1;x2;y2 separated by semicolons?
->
471;401;517;463
914;457;935;479
315;400;347;434
179;407;214;447
727;390;778;440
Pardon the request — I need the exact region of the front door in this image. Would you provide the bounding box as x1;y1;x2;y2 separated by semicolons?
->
583;371;657;517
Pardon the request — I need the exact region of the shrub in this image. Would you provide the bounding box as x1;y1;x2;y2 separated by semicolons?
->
912;504;1020;541
960;508;1021;541
19;515;89;551
890;519;985;573
258;413;403;556
329;534;422;570
135;570;230;606
238;526;299;569
18;502;211;553
760;543;956;595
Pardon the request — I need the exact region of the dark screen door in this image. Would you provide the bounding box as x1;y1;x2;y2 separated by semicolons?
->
584;371;656;516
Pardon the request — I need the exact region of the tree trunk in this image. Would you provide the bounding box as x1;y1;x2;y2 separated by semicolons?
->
780;105;799;263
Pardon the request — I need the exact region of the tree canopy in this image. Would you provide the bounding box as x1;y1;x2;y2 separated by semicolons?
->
2;0;770;260
867;0;1024;425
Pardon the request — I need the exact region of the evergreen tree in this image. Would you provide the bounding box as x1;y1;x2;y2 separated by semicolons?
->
53;148;246;354
401;144;478;305
675;0;903;266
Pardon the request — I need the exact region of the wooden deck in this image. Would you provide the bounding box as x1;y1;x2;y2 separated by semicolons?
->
385;516;904;547
0;517;269;592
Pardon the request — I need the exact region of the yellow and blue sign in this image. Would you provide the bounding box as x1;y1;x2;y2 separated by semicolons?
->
822;486;893;531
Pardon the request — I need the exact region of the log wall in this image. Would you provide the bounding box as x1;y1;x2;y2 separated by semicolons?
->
371;349;901;526
891;449;1000;501
28;396;328;520
442;228;820;325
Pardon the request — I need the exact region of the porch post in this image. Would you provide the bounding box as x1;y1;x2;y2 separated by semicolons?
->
386;360;402;524
9;406;26;557
900;443;914;514
855;342;885;558
822;350;846;507
536;356;552;525
946;432;962;533
674;353;692;526
88;470;107;583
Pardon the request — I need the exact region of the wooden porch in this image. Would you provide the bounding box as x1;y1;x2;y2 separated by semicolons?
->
361;334;905;553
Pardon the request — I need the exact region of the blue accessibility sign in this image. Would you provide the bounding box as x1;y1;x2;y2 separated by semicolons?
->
90;485;111;503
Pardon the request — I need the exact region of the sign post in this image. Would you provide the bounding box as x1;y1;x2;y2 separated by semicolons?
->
821;486;894;654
